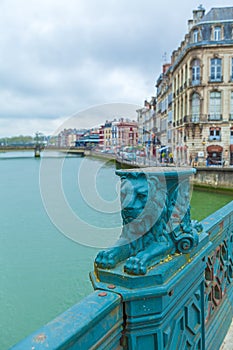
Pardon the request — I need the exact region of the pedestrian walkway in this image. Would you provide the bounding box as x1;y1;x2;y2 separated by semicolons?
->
220;318;233;349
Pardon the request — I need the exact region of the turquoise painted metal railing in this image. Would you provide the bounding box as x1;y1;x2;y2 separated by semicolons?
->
11;167;233;350
10;291;123;349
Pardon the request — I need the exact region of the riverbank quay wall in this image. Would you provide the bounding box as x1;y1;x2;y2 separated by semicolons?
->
192;167;233;191
88;151;233;190
11;200;233;347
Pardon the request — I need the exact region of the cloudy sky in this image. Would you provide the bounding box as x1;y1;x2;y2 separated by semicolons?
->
1;0;233;137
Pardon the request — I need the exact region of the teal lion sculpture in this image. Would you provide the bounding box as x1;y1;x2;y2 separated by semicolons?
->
95;168;202;275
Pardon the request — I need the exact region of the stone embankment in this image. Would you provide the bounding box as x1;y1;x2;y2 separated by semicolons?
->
88;151;233;191
192;166;233;190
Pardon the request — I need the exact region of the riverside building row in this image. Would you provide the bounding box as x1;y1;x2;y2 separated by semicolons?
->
138;5;233;166
57;118;138;149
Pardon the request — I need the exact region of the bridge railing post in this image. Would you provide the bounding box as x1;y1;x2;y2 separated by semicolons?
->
92;167;233;350
9;166;233;350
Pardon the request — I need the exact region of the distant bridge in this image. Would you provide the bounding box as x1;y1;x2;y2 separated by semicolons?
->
0;145;87;156
0;145;39;151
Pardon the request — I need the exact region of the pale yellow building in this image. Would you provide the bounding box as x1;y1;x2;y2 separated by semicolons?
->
156;6;233;166
103;121;112;148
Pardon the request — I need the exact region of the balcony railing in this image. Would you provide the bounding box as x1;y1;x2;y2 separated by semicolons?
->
183;114;218;124
189;78;201;86
208;136;221;142
209;75;223;83
184;114;202;123
191;115;200;123
173;113;225;126
208;114;222;121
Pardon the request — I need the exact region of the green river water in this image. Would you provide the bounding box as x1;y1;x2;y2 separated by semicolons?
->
0;152;232;349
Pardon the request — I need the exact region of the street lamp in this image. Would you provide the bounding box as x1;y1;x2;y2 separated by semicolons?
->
202;138;206;165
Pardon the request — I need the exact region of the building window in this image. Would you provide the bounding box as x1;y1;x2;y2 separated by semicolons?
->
209;127;221;141
167;129;172;142
210;58;222;82
161;118;167;132
230;128;233;147
161;97;168;113
214;26;221;41
230;91;233;120
192;59;200;85
191;93;200;122
209;91;222;120
231;58;233;81
193;29;199;43
184;64;188;87
168;110;172;123
168;93;173;106
158;101;162;112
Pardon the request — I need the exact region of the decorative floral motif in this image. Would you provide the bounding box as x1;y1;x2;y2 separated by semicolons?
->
205;230;233;323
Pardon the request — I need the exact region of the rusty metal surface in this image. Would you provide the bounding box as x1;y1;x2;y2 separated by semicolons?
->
10;290;123;350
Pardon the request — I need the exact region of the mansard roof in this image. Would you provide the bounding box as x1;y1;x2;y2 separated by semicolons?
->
199;7;233;23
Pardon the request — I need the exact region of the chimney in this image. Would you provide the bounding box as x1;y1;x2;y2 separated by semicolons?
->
162;63;171;74
193;5;205;24
188;5;205;30
188;19;194;31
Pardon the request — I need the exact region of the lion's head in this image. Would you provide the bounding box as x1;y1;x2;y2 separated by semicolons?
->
117;171;167;240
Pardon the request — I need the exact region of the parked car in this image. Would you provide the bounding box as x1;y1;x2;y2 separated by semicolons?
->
136;150;146;157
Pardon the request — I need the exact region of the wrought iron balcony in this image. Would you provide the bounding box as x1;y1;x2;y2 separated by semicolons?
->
209;75;223;83
185;115;201;123
172;114;212;127
189;78;201;86
208;136;221;141
191;116;200;123
183;114;208;124
208;114;222;121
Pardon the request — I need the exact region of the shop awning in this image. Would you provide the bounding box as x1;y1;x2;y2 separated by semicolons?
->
207;145;223;153
159;146;169;152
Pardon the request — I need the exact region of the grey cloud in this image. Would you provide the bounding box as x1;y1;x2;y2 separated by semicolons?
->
1;0;233;136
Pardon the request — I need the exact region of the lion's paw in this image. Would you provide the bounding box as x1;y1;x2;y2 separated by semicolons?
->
95;249;118;269
124;257;147;275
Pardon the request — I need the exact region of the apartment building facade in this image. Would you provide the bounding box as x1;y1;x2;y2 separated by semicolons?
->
136;98;157;155
99;118;138;149
156;6;233;165
57;128;79;147
117;118;138;147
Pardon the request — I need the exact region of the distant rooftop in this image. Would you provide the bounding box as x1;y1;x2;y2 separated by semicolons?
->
199;7;233;23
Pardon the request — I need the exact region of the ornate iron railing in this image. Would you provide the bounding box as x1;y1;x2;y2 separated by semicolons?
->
10;167;233;350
